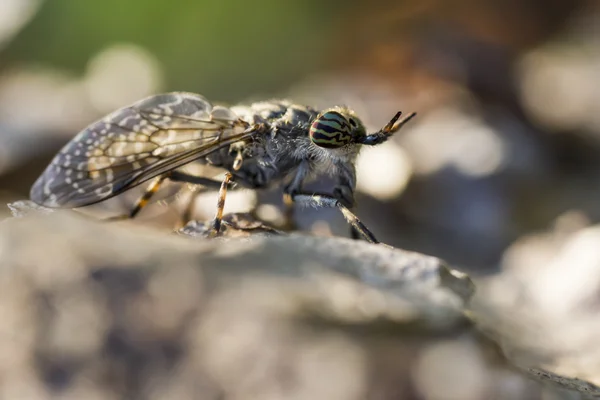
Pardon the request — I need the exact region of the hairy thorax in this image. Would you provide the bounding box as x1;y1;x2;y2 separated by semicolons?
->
192;100;361;191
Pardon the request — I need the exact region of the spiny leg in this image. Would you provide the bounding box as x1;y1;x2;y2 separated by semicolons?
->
104;175;168;221
209;172;234;237
291;193;379;244
349;214;362;240
105;172;227;224
169;171;227;228
169;146;246;229
337;204;378;244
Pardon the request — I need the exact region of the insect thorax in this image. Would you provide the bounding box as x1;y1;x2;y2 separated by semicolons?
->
194;100;358;190
200;102;312;171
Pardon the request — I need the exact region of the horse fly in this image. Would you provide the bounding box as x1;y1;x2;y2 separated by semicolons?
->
30;92;416;243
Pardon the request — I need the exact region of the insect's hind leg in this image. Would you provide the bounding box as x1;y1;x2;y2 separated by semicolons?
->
104;171;223;224
104;175;168;221
291;193;379;244
169;171;228;228
208;173;234;237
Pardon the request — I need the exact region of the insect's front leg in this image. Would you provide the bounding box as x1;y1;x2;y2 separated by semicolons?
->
335;183;362;241
282;161;311;230
331;162;363;240
279;156;377;242
330;160;357;208
288;192;378;243
332;180;362;240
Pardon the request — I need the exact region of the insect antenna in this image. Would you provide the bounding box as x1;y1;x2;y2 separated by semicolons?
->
359;111;417;146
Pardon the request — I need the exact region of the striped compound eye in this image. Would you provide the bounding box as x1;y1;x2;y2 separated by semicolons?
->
309;110;353;148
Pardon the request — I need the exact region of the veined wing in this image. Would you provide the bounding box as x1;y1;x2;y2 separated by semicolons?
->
30;92;258;208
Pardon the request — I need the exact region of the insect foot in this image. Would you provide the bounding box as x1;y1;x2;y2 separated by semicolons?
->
177;213;284;239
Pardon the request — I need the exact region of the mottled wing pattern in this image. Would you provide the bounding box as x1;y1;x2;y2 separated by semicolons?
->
30;92;256;208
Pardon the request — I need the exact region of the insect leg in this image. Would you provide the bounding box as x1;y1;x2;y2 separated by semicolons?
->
104;175;168;221
168;171;226;188
208;173;234;237
282;161;311;231
168;170;242;227
329;162;362;240
349;219;362;240
129;175;168;217
290;193;379;244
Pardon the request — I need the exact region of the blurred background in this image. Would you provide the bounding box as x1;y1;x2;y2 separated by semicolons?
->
2;0;600;273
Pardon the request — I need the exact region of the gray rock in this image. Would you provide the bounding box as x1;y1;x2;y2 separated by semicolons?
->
471;219;600;398
1;201;597;399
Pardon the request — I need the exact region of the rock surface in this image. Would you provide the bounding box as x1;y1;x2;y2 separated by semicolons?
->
1;201;599;399
471;214;600;398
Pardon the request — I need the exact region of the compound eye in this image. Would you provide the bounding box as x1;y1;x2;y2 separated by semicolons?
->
309;111;353;149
